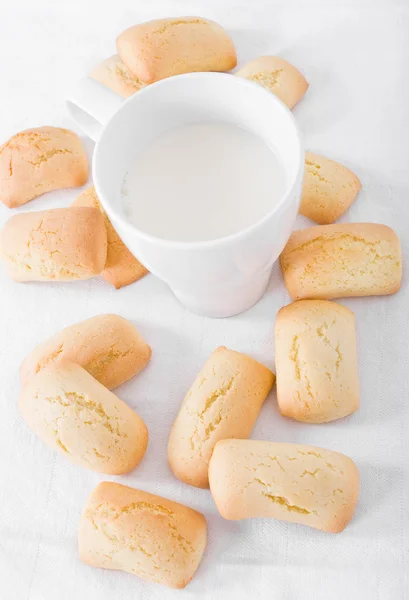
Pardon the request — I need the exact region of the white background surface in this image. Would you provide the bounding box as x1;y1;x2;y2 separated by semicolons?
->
0;0;408;598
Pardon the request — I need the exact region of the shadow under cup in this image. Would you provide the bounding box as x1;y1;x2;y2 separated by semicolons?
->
91;72;304;317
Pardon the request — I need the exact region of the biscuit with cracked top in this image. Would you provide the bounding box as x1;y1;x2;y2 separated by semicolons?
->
90;55;147;98
19;361;148;474
0;207;107;282
209;439;359;533
300;152;361;224
280;222;402;300
117;17;237;84
168;346;275;489
79;481;207;588
73;186;148;289
275;300;359;423
0;126;88;208
20;313;151;389
235;56;308;109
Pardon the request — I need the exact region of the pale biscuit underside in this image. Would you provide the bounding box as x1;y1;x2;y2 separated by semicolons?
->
89;55;147;98
235;56;309;109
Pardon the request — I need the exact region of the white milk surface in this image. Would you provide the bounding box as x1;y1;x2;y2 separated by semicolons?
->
121;122;286;242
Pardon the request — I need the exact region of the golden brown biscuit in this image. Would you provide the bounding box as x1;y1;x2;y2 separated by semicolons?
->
235;56;308;109
19;362;148;474
20;313;151;389
89;55;147;98
0;207;107;282
73;187;147;287
209;439;359;533
300;152;361;224
168;346;275;488
280;223;402;300
0;127;88;208
275;300;359;423
117;17;237;84
73;186;148;289
79;482;207;588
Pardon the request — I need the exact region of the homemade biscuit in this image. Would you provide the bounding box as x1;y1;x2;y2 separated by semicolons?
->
275;300;359;423
209;439;359;533
19;362;148;474
235;56;308;109
117;17;237;84
0;207;107;282
79;482;207;588
73;187;148;288
90;55;147;98
20;313;151;389
0;127;88;208
280;222;402;300
300;152;361;224
168;346;275;488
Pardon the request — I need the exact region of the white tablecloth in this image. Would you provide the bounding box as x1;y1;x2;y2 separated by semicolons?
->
0;1;408;598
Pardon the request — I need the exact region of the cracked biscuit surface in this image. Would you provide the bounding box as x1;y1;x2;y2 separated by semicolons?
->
0;126;88;208
117;17;237;84
19;362;148;474
167;346;275;489
300;152;361;224
209;439;359;533
235;56;308;109
275;300;359;423
280;222;402;299
73;186;148;288
0;207;107;282
90;55;147;98
79;482;207;588
20;313;151;389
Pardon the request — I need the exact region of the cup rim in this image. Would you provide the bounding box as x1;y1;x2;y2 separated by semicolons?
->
94;71;304;250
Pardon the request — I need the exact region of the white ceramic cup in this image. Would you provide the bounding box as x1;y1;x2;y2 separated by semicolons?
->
67;72;304;317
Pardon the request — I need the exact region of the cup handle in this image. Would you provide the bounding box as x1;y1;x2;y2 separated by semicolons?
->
66;77;124;141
